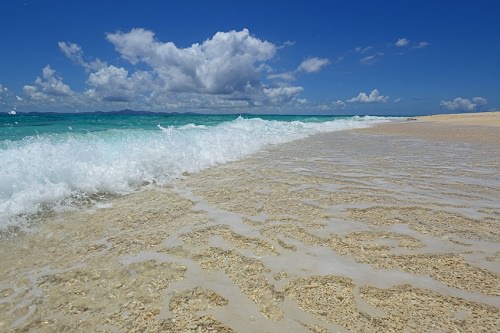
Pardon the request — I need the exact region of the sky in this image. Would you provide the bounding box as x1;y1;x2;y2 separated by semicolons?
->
0;0;499;115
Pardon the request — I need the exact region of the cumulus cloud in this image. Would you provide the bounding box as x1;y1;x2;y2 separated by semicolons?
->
58;41;106;71
347;89;389;103
472;96;487;106
315;100;346;112
105;28;325;105
23;65;74;100
440;97;487;112
331;100;346;109
262;86;304;104
9;29;317;112
148;91;254;110
106;28;276;95
297;57;330;73
395;38;410;47
85;65;153;102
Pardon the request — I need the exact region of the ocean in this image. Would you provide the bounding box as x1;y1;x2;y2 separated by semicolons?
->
0;112;390;231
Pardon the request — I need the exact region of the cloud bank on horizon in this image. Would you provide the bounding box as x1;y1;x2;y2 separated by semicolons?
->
440;97;488;112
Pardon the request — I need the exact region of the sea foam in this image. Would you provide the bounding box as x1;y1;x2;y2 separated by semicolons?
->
0;116;387;229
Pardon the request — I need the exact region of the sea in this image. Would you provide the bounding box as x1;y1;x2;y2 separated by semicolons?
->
0;111;391;231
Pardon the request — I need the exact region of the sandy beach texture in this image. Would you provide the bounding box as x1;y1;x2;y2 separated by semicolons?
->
419;111;500;127
1;112;499;332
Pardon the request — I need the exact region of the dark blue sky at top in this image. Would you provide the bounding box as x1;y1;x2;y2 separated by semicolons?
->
1;0;499;115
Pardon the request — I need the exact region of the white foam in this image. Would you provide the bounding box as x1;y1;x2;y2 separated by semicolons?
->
0;116;388;228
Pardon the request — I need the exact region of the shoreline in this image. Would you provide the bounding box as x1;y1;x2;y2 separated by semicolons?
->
358;111;500;144
1;114;499;332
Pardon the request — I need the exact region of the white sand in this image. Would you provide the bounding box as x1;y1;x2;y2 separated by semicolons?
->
418;111;500;127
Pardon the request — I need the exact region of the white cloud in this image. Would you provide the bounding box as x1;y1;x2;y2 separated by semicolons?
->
297;57;330;73
139;84;306;111
49;29;307;110
395;38;410;47
360;55;376;65
270;56;330;82
9;29;313;112
414;41;430;49
85;65;153;102
278;40;296;49
58;42;84;65
347;89;389;103
22;85;45;100
440;97;488;112
472;96;487;106
58;41;106;71
315;100;346;111
393;97;402;103
332;100;346;108
106;28;276;95
360;53;384;65
23;65;74;100
268;72;296;81
262;86;304;104
144;91;255;110
355;46;372;54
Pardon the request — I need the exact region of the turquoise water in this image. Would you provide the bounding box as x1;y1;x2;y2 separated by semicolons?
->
0;112;354;142
0;112;389;229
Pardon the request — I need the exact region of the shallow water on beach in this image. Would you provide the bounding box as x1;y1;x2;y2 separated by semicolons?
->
0;113;389;229
1;125;499;332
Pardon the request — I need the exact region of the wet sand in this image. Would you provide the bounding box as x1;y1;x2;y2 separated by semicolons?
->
1;113;499;332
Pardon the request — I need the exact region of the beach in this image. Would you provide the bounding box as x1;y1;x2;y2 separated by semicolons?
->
419;111;500;127
1;113;499;332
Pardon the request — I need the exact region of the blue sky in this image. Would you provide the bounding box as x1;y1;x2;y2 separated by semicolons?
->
1;0;499;115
